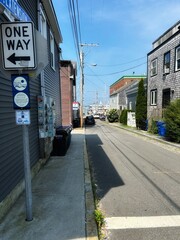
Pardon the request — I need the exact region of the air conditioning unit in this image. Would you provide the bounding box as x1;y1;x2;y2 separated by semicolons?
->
164;67;170;74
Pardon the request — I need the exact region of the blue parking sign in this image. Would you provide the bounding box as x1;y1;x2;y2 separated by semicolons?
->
12;74;30;109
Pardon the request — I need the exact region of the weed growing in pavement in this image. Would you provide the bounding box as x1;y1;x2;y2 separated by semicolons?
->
94;204;106;239
90;168;107;239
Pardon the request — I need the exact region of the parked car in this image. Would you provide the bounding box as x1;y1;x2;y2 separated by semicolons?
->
93;114;100;119
99;115;106;121
85;115;95;125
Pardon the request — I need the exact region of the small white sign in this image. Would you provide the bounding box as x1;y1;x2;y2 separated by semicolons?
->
1;22;36;69
16;110;31;125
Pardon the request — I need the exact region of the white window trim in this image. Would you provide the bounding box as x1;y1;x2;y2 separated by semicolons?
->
150;58;157;76
129;101;132;110
150;89;157;106
39;4;47;39
175;46;180;71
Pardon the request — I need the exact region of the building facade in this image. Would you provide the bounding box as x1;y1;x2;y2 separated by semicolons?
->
0;0;62;219
126;79;147;111
147;21;180;122
60;60;77;126
109;75;146;110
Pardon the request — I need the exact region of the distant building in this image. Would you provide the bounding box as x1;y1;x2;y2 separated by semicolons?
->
109;75;146;110
147;20;180;122
126;79;147;111
60;60;77;126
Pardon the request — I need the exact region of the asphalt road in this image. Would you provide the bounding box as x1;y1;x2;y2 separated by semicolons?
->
85;120;180;240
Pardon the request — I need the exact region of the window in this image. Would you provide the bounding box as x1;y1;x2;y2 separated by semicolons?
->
162;88;170;108
163;51;170;74
150;58;157;76
50;30;55;69
39;5;47;39
129;101;132;110
150;89;157;105
175;46;180;71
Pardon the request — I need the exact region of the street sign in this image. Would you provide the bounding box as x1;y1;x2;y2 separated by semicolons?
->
12;74;30;109
16;110;31;125
1;22;36;70
0;0;31;21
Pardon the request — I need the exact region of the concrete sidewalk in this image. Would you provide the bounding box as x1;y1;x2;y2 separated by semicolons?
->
0;129;98;240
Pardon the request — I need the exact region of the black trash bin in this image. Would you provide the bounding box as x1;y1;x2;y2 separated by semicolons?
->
51;125;72;156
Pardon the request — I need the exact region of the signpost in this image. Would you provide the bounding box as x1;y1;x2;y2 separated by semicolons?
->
0;21;35;221
11;73;32;221
1;22;36;70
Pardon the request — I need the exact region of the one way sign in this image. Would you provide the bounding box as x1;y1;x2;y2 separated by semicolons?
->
1;22;36;70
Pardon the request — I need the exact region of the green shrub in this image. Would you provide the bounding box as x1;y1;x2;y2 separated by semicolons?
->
120;109;128;125
148;119;158;134
107;109;119;122
164;99;180;143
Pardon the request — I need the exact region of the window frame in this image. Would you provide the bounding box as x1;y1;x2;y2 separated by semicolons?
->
150;89;157;106
163;51;170;74
175;45;180;71
162;88;171;108
39;4;47;39
150;58;158;76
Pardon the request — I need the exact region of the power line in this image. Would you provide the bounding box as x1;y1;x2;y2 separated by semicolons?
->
75;0;82;44
93;56;147;67
67;0;82;65
85;62;147;76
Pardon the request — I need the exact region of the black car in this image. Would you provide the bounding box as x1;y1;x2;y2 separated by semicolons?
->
85;115;95;125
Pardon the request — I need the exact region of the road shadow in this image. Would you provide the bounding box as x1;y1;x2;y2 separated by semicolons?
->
85;133;124;199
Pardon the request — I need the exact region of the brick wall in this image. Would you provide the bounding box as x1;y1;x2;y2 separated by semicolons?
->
110;76;146;95
60;63;73;126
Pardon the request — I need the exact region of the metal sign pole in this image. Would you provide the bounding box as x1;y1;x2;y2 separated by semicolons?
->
22;124;33;221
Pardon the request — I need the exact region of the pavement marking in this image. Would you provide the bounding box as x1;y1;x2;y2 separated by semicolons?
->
154;171;180;174
105;215;180;229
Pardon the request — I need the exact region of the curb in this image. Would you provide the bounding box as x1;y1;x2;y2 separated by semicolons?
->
84;137;99;240
110;123;180;150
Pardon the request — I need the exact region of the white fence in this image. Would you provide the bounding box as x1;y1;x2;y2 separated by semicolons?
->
127;112;136;127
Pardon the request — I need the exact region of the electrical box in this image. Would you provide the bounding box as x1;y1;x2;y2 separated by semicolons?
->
37;96;56;138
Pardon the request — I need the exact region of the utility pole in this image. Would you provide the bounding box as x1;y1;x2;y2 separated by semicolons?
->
80;49;84;128
79;43;99;128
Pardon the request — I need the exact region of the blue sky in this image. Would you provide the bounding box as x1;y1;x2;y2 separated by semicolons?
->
52;0;180;105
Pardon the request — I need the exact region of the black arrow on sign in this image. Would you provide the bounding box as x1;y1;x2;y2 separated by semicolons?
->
7;53;31;65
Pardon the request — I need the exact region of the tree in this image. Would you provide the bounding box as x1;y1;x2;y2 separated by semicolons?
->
135;79;147;130
164;99;180;143
120;109;128;125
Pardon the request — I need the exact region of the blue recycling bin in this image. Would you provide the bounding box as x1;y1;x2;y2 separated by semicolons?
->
157;121;166;137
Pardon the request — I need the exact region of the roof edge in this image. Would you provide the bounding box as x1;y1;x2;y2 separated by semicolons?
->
41;0;63;44
110;75;146;87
